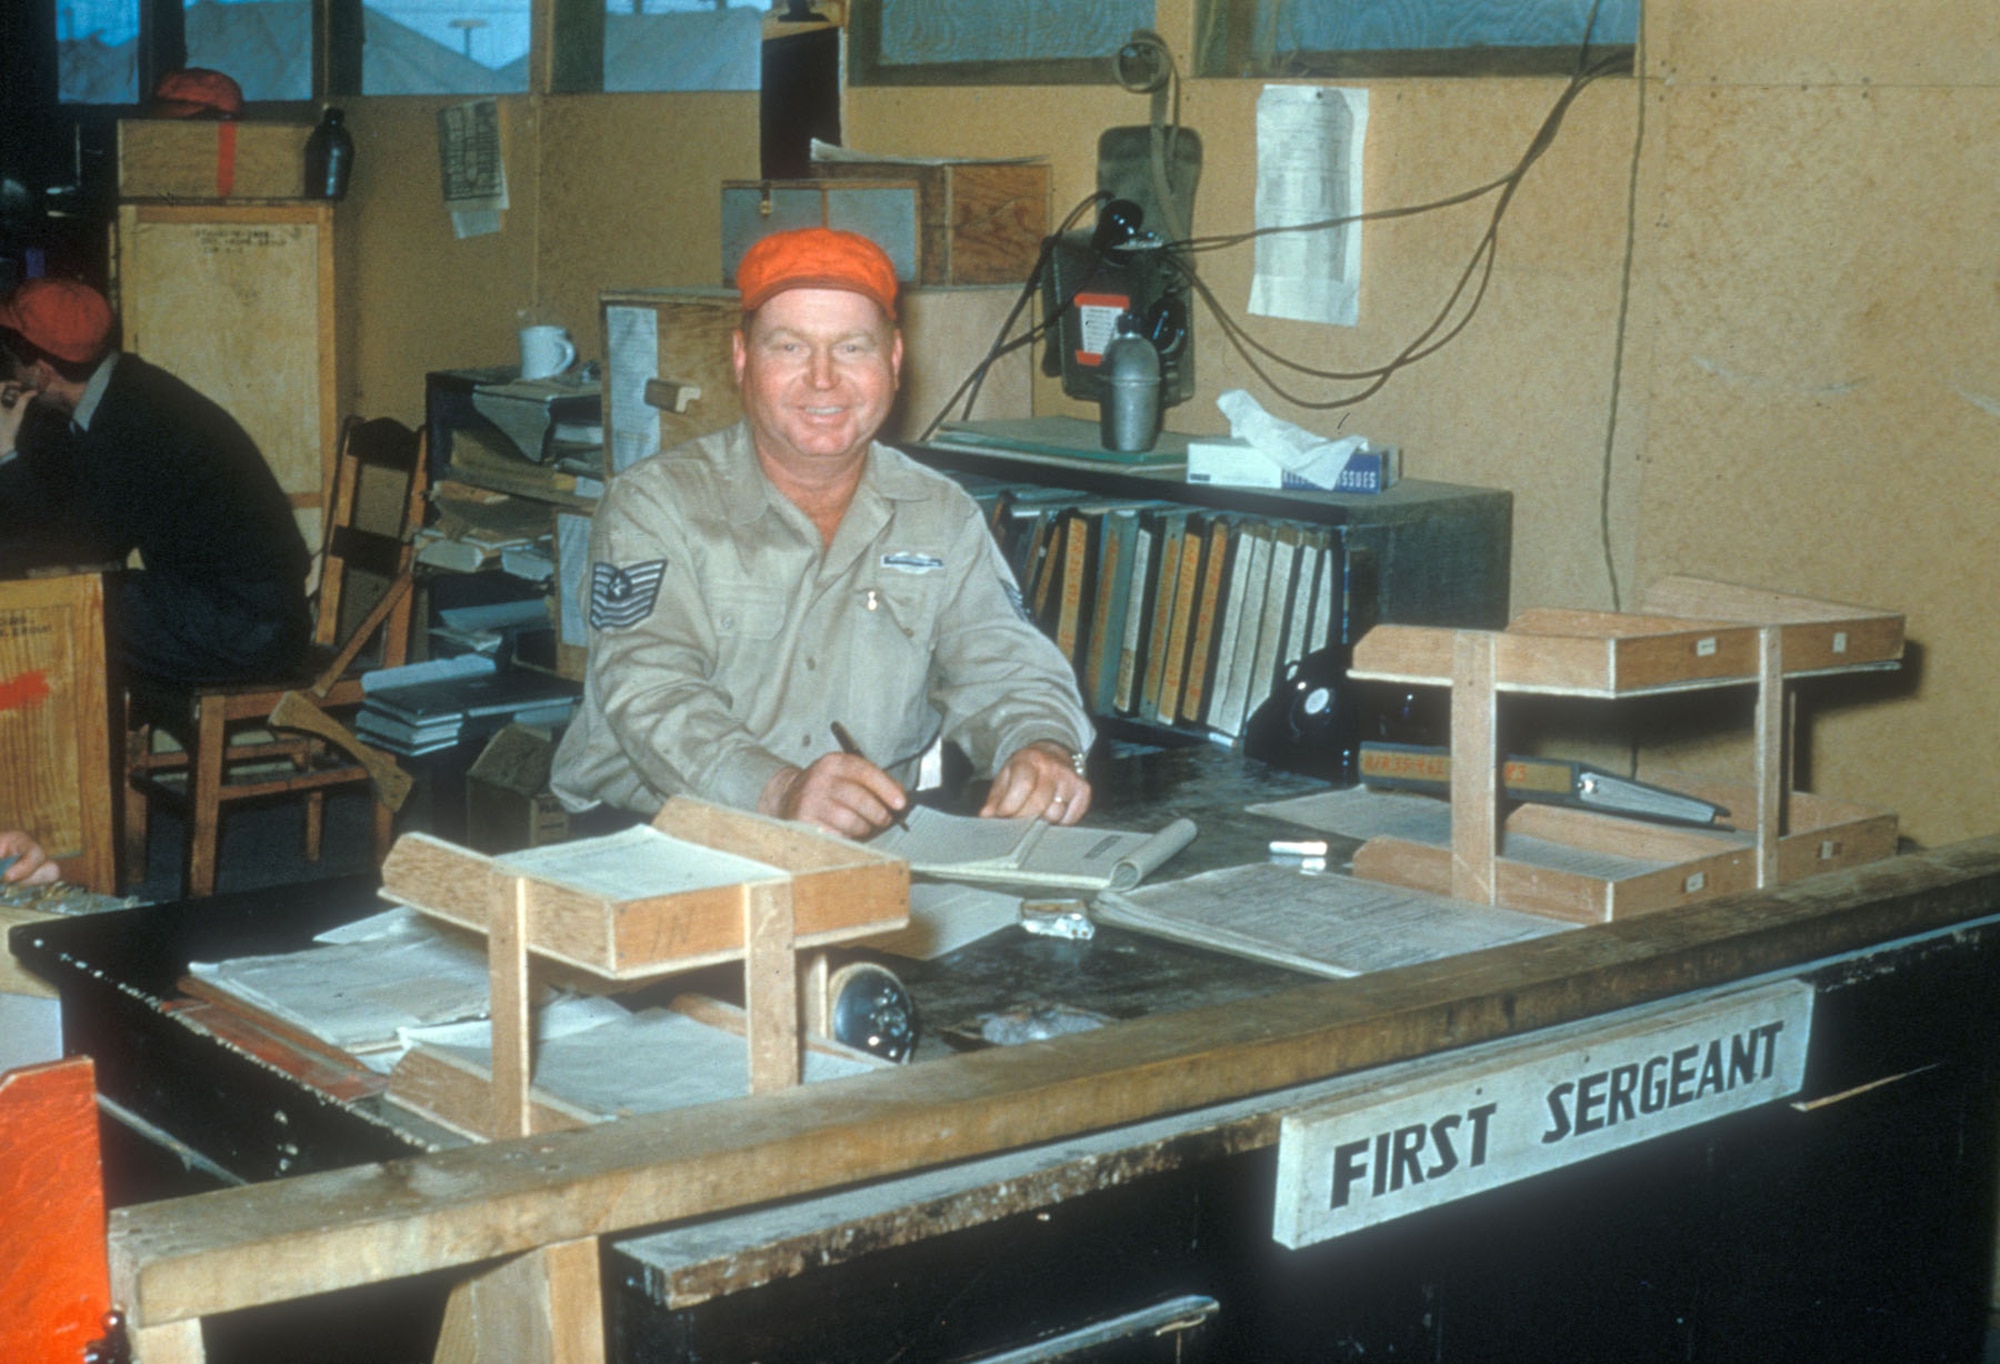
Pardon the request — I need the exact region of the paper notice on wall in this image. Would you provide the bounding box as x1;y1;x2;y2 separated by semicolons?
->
438;98;508;239
1249;85;1369;327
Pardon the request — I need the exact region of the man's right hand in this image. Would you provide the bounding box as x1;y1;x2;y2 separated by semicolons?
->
0;382;29;456
759;753;910;839
0;830;61;885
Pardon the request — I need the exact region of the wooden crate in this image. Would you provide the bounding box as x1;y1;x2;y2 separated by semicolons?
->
113;202;339;555
809;159;1050;286
0;574;114;895
723;179;924;283
117;119;314;201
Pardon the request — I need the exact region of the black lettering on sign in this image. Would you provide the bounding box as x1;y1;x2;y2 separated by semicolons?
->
1541;1019;1789;1146
1328;1103;1497;1210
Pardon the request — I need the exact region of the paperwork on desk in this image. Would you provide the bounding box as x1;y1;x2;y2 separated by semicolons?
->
867;806;1198;892
187;906;882;1118
186;906;501;1066
861;881;1026;961
1094;864;1570;979
392;998;876;1134
1248;786;1711;882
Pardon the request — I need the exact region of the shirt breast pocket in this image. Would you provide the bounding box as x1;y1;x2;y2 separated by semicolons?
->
710;583;789;641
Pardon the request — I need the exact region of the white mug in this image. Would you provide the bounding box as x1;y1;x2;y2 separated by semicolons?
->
519;325;576;380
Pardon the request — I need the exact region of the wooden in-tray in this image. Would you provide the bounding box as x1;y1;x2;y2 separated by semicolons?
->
1349;778;1897;925
379;797;909;1139
1345;576;1903;920
379;800;907;979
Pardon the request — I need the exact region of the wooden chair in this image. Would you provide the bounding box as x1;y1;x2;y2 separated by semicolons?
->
124;416;429;897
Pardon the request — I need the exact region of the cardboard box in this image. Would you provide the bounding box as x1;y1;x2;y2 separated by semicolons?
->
465;723;569;856
1186;438;1401;493
117;119;314;201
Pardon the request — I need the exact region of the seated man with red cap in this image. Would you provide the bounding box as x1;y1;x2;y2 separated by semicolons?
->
0;278;310;689
553;227;1094;838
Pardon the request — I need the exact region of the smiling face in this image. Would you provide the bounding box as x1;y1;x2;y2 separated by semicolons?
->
733;287;903;488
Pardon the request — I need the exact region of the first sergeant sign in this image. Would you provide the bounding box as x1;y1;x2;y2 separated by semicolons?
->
1272;980;1814;1248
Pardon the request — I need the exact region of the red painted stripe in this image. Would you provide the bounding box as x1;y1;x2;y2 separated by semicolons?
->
216;120;238;197
0;670;50;713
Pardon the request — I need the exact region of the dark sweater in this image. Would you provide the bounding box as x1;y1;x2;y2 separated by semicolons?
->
2;355;312;682
44;354;310;585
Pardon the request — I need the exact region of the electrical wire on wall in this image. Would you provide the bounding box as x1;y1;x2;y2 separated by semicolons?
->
925;9;1634;455
915;189;1109;442
1167;44;1625;409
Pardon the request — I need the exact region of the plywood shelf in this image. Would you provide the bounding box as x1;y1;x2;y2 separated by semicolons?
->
1345;577;1902;920
377;797;909;1139
1351;579;1903;697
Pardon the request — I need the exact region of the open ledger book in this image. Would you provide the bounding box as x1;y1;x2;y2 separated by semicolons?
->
867;806;1198;891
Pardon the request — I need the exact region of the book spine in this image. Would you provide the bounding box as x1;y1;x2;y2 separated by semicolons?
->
1180;516;1234;724
1155;515;1209;726
1053;510;1091;665
1138;513;1189;722
1212;525;1273;740
1083;510;1131;713
1114;522;1156;715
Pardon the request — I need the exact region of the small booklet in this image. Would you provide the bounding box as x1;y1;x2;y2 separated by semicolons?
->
868;806;1198;891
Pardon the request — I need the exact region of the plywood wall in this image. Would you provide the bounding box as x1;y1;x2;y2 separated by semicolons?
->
331;0;2000;846
337;93;759;421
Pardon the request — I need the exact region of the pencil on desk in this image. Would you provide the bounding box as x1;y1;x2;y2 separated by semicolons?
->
830;721;911;832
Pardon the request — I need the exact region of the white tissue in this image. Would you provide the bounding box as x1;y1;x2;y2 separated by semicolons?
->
1217;389;1370;491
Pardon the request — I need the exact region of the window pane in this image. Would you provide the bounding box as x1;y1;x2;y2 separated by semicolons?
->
185;0;313;102
1280;0;1637;53
58;0;139;104
364;0;531;93
881;0;1148;66
605;0;761;94
852;0;1154;85
1198;0;1639;77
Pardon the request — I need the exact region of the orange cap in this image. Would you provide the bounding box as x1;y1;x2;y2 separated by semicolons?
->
152;68;243;119
0;279;115;365
736;228;899;321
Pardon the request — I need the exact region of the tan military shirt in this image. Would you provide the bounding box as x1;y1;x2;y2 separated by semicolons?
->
551;421;1094;816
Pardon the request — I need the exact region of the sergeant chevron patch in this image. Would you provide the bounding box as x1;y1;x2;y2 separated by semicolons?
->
590;559;667;630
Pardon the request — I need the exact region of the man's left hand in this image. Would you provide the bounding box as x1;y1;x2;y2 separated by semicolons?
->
981;740;1091;826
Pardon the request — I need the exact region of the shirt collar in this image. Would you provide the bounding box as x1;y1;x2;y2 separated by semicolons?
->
70;352;119;432
715;420;924;530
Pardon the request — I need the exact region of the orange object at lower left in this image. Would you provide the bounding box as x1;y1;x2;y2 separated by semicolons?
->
0;1055;111;1364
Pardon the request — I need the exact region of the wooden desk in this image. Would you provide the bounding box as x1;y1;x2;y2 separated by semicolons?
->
0;573;115;894
14;747;2000;1362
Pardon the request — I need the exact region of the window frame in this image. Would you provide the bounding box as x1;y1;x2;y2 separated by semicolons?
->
1194;0;1637;80
846;0;1146;87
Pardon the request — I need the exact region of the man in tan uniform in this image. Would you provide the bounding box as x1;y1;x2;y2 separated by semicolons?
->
552;228;1094;838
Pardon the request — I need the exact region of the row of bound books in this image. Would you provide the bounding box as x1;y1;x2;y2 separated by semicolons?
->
970;483;1346;743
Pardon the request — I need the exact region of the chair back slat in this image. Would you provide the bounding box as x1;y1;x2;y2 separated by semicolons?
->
314;417;428;651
